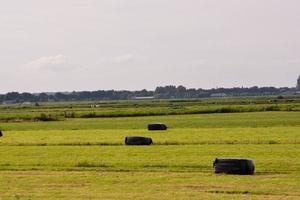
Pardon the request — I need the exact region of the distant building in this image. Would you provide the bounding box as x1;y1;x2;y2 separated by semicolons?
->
2;100;16;105
21;102;32;106
132;96;155;100
210;93;227;98
297;76;300;91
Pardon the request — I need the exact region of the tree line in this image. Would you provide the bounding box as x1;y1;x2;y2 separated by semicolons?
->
0;86;295;103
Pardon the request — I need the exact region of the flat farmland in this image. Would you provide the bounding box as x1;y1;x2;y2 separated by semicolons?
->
0;108;300;199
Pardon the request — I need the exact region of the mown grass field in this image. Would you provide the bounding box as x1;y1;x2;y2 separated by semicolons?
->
0;100;300;199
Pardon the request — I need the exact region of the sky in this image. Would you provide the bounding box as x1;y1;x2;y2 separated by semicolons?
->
0;0;299;93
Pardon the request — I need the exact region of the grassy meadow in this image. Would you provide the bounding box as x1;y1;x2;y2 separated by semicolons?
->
0;98;300;199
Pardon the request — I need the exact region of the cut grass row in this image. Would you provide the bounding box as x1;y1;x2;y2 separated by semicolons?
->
1;127;300;146
1;112;300;131
0;144;299;173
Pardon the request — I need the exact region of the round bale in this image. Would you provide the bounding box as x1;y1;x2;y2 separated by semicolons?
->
125;136;153;145
148;123;167;131
213;158;255;175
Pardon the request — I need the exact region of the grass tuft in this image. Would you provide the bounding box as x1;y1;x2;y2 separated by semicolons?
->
75;161;109;168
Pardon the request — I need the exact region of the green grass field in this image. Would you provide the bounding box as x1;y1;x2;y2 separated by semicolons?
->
1;98;300;122
0;102;300;199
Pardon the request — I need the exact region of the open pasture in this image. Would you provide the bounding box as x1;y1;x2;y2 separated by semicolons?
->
0;109;300;199
1;98;300;121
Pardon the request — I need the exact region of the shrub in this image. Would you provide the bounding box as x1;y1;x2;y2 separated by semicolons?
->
35;113;59;121
81;112;97;118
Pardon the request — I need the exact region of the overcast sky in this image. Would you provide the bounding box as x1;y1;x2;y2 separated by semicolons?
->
1;0;299;93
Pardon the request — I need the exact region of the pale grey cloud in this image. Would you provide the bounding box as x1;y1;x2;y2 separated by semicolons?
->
25;55;80;71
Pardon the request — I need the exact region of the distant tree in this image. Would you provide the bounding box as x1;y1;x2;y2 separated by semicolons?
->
38;93;49;102
20;92;35;102
5;92;20;101
0;85;290;103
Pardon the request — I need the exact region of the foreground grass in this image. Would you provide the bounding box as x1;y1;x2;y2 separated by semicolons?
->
1;111;300;199
0;143;300;199
1;171;300;200
0;144;299;173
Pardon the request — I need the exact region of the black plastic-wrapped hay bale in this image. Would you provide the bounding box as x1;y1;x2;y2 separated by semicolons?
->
125;136;153;145
0;130;2;137
213;158;255;175
147;123;167;131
